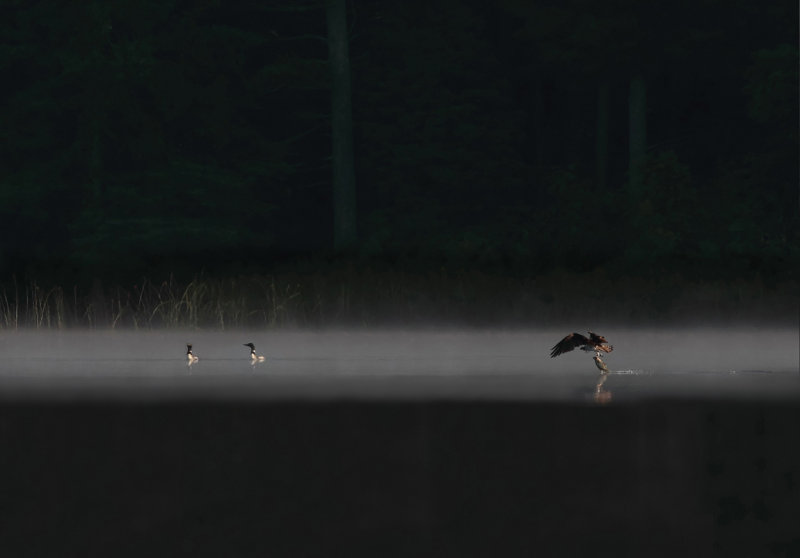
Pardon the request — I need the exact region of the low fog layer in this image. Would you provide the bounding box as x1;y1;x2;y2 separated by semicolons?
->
0;328;796;401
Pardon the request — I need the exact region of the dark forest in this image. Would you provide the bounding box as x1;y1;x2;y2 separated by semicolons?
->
1;0;797;327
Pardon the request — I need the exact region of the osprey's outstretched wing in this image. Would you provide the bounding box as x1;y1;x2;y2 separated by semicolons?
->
550;332;590;358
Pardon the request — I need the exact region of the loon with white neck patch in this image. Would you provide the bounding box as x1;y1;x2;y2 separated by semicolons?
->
244;343;266;362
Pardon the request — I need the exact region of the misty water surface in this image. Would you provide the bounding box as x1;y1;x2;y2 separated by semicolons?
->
0;328;796;401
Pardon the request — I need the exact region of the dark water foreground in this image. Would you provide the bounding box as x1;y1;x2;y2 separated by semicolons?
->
0;399;798;557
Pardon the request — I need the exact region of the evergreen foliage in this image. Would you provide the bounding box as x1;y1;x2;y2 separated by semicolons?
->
0;0;796;285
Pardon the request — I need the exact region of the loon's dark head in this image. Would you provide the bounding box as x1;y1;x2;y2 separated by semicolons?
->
187;344;193;354
244;343;256;351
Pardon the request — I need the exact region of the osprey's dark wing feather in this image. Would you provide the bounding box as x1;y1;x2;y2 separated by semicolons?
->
550;332;590;358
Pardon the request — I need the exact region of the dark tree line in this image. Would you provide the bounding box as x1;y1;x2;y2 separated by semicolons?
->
0;0;796;285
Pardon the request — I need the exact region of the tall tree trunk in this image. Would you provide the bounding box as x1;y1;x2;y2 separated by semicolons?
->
90;115;104;205
595;80;609;191
628;75;647;192
326;0;356;252
532;78;545;173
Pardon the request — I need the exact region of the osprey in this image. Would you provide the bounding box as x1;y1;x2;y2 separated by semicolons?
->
550;331;613;358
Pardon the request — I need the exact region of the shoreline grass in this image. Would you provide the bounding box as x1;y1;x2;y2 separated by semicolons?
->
0;271;795;330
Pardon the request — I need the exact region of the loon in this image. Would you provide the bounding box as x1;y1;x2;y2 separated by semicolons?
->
186;344;199;364
244;343;266;362
550;331;613;359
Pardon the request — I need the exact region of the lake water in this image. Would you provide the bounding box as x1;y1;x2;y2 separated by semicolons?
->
1;328;798;556
0;327;796;402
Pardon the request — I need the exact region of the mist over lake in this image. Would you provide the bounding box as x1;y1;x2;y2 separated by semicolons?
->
0;327;796;402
